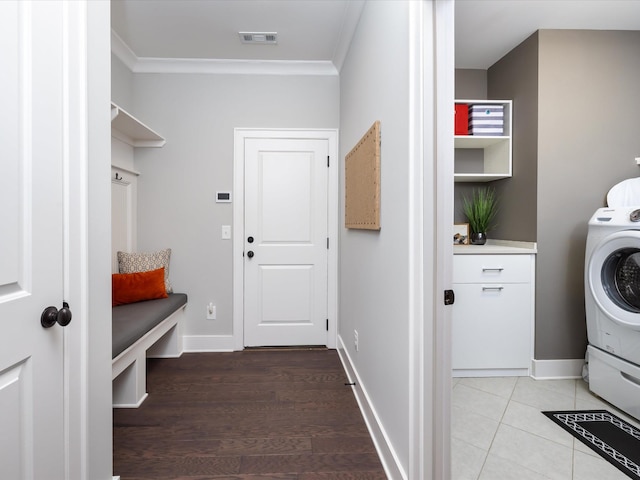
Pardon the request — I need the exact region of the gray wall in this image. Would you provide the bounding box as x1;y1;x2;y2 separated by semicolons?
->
472;29;640;360
455;69;487;100
535;30;640;359
488;31;539;243
339;0;413;471
130;73;339;340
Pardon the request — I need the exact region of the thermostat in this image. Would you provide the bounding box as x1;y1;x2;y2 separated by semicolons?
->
216;191;232;203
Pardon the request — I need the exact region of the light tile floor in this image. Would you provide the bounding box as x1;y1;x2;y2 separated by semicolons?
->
452;376;640;480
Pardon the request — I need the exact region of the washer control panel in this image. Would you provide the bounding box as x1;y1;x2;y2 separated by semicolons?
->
589;207;640;226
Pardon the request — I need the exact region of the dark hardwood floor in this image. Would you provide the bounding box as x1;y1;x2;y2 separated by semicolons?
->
113;349;387;479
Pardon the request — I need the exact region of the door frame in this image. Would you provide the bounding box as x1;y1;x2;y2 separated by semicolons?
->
431;1;454;477
67;1;113;478
233;129;339;351
406;1;454;477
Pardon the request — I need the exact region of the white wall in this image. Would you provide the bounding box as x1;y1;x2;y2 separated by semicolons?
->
111;2;451;475
131;73;339;345
111;53;133;110
339;0;412;473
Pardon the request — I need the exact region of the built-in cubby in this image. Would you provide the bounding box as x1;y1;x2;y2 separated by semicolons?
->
454;99;512;182
110;103;165;271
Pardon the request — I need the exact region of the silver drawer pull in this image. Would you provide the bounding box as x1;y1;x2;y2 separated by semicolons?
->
482;267;504;272
482;286;504;292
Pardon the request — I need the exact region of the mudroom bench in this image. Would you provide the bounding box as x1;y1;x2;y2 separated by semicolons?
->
112;293;187;408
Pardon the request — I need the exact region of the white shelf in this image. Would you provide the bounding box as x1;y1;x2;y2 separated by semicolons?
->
454;173;511;183
111;102;165;148
454;99;512;182
454;135;510;148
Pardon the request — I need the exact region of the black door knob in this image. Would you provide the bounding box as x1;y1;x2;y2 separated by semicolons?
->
247;251;254;258
41;302;72;328
57;302;72;326
247;236;254;243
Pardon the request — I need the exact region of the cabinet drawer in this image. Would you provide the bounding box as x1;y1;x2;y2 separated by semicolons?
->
453;254;532;283
452;283;532;370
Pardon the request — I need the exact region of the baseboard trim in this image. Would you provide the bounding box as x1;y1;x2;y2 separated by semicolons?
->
336;335;405;480
112;392;148;409
531;358;585;380
183;335;236;352
453;367;529;378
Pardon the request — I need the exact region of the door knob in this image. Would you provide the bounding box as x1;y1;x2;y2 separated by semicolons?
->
247;236;254;243
41;302;72;328
247;251;254;258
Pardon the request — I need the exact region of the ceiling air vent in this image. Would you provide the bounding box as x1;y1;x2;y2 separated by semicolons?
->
239;32;278;45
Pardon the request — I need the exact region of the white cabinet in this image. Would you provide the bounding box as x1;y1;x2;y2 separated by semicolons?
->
455;99;512;182
452;252;535;377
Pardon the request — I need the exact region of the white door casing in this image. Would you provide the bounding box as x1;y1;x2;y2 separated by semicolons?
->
405;1;454;478
433;1;454;478
244;138;328;346
234;130;338;350
0;1;66;477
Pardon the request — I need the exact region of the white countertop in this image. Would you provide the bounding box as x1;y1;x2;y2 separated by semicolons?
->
454;239;537;254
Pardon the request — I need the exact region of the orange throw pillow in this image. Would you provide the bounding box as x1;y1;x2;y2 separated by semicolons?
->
112;267;168;307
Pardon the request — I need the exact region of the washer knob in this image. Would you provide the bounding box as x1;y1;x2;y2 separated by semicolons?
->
631;209;640;222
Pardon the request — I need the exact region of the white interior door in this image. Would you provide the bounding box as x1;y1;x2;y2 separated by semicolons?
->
0;2;66;477
244;138;329;346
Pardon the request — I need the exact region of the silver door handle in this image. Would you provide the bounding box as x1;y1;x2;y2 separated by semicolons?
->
482;286;504;292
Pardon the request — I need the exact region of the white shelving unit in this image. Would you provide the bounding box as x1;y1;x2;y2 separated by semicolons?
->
454;99;512;182
110;103;165;271
111;102;165;148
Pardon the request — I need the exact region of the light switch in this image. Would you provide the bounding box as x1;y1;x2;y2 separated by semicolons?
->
221;225;231;239
206;303;216;320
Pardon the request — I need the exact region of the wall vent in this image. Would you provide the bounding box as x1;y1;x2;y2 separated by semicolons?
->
239;32;278;45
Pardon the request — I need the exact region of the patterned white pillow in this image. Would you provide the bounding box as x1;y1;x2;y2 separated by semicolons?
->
117;248;173;293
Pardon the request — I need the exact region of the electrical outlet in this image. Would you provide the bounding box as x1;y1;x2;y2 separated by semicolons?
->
354;330;359;352
206;303;216;320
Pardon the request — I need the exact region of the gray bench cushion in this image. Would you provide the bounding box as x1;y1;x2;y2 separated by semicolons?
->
112;293;187;359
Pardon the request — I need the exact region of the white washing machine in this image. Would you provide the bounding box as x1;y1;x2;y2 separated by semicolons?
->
585;206;640;419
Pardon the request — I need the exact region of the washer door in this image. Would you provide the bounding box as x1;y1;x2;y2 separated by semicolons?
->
588;230;640;328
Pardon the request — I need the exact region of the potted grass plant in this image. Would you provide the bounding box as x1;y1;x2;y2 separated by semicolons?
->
462;187;499;245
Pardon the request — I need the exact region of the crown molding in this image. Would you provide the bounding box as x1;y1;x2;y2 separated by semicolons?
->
133;57;338;76
111;30;138;71
332;0;365;72
111;29;338;76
